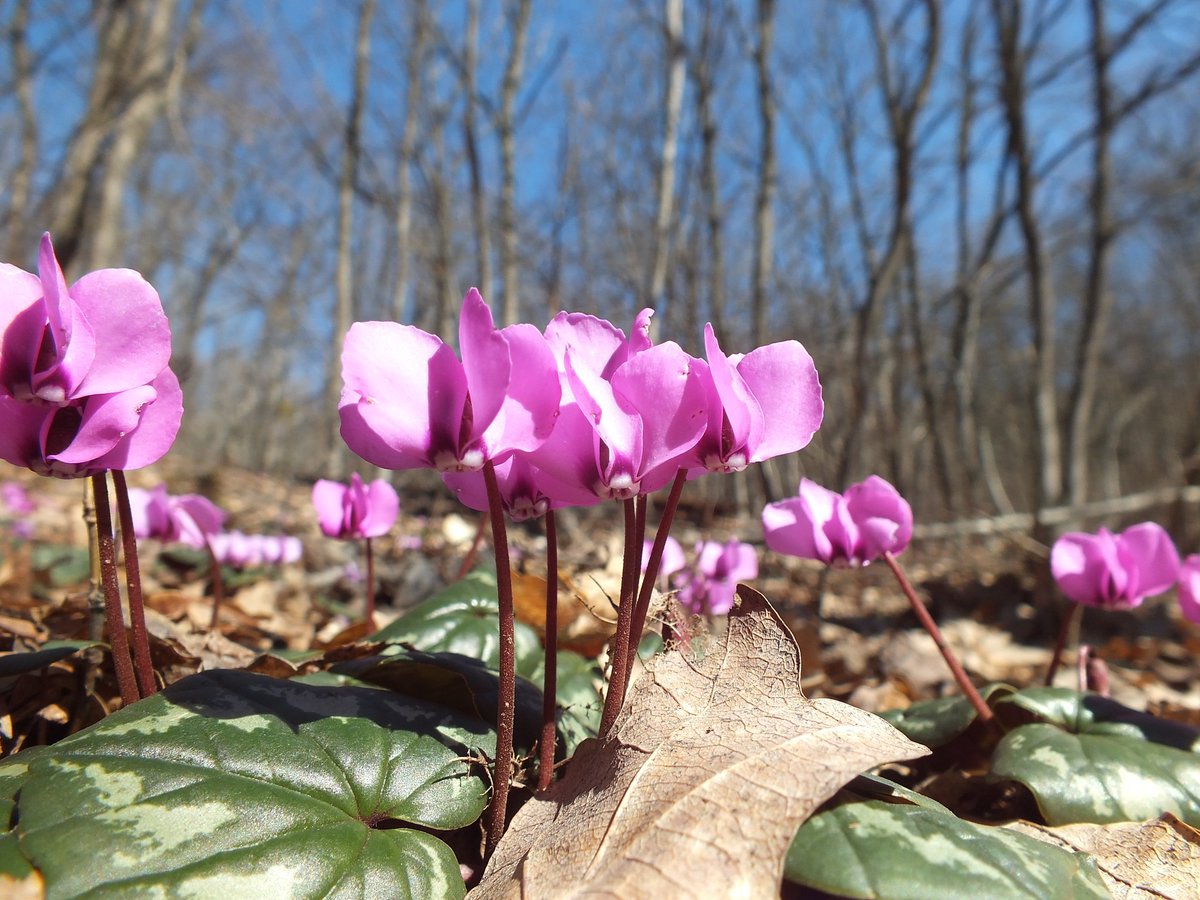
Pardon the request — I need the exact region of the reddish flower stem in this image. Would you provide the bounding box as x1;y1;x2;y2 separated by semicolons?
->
90;473;139;707
110;471;157;697
456;509;489;580
882;551;994;723
626;470;687;676
599;498;639;736
538;509;559;792
364;536;376;629
481;460;516;859
1045;602;1083;687
205;538;226;631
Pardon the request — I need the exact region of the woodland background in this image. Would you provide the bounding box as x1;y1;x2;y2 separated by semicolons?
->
2;0;1199;531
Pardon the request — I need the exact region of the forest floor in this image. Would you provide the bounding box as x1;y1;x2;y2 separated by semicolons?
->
3;459;1199;757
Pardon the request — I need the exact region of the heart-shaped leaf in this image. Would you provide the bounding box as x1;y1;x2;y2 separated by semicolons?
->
0;669;492;897
785;790;1109;899
373;572;543;678
471;586;929;898
880;684;1013;749
992;723;1200;826
998;687;1200;752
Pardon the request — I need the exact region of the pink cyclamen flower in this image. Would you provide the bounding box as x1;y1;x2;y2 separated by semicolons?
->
762;476;913;567
0;481;36;516
1178;556;1200;624
0;368;183;478
527;309;708;500
210;532;302;568
676;539;758;615
691;324;823;475
339;289;560;473
1050;524;1180;611
0;234;172;406
642;535;685;581
126;484;225;549
312;473;399;539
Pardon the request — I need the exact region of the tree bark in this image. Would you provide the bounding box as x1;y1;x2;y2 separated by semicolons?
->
498;0;532;325
462;0;493;307
644;0;685;314
393;0;429;322
750;0;776;347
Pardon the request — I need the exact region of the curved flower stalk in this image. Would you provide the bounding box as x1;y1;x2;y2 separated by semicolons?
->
764;476;992;723
1179;556;1200;624
762;476;912;567
1046;524;1180;685
676;539;759;616
0;234;181;707
690;324;823;476
312;474;400;627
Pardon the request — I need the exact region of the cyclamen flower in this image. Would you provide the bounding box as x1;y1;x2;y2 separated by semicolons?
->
127;484;225;549
676;539;758;615
0;482;35;516
442;454;597;522
0;234;171;406
210;532;302;568
0;235;181;478
762;476;912;567
1050;524;1180;611
641;535;685;582
1178;555;1200;624
527;310;708;500
312;473;399;539
691;324;823;475
339;289;560;474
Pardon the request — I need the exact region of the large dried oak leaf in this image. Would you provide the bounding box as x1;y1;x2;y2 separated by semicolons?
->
471;586;929;899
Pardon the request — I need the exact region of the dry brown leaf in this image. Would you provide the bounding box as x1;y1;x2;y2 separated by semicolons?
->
471;585;929;899
1008;815;1200;899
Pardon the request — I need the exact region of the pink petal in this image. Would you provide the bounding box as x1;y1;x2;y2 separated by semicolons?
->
736;338;823;463
313;479;349;537
702;325;758;461
564;349;642;487
171;493;225;546
524;401;607;501
360;478;400;537
481;322;561;457
67;266;171;397
339;322;466;469
763;479;838;564
90;367;183;472
610;342;708;479
29;235;97;404
1178;556;1200;624
1051;531;1121;607
643;536;685;578
49;386;157;465
459;289;511;449
543;311;627;379
0;264;47;398
0;397;52;472
1116;522;1180;600
844;476;912;559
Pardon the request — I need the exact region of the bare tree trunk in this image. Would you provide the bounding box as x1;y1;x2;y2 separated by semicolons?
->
693;0;726;341
1064;0;1116;505
327;0;376;474
4;0;38;260
837;0;940;487
750;0;776;347
644;0;685;313
393;0;428;323
429;113;456;340
462;0;493;306
498;0;532;325
993;0;1064;516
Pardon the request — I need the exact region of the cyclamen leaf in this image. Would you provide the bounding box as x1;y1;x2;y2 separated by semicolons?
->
993;724;1200;826
0;670;491;898
471;586;928;898
785;795;1109;899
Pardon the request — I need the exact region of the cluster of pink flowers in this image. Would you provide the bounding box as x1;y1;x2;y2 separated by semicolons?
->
1051;523;1199;623
645;536;759;616
0;235;181;478
312;473;399;540
338;289;823;517
209;531;302;568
